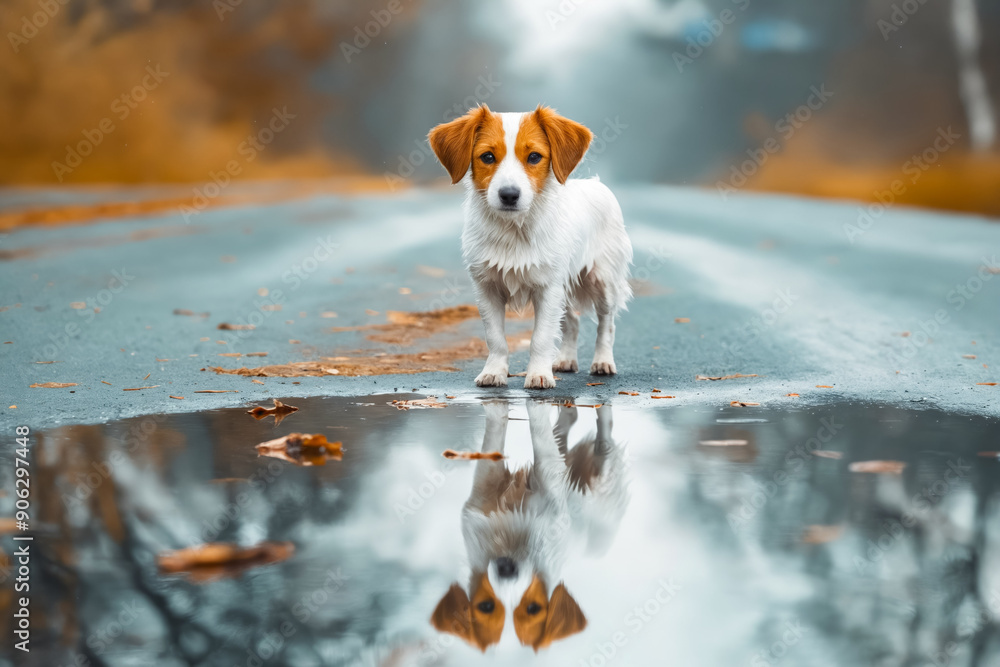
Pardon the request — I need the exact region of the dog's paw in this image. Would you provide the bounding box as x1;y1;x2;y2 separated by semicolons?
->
475;370;509;387
524;372;556;389
552;358;579;373
590;359;617;375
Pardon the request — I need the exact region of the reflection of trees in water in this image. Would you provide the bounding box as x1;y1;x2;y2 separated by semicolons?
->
27;403;474;666
663;405;1000;665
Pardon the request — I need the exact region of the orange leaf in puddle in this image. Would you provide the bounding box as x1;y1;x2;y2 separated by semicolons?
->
816;385;834;388
247;399;299;426
730;401;760;407
391;397;448;410
157;541;294;582
256;433;342;466
443;449;504;460
802;525;844;545
30;382;77;388
651;395;676;399
849;460;906;474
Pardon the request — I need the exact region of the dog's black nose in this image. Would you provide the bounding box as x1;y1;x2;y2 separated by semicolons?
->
496;557;518;579
498;187;520;207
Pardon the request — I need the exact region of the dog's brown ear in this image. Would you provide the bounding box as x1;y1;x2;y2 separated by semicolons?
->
534;106;593;184
429;105;491;184
431;583;473;641
537;583;587;650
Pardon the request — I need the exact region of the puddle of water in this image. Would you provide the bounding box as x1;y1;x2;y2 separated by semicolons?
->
3;397;1000;666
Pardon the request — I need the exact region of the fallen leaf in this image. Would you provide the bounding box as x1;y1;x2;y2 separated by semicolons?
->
247;399;299;426
256;433;342;466
157;541;294;582
175;309;210;318
698;439;748;446
652;388;661;392
8;405;15;409
156;358;174;362
218;323;255;330
365;309;380;316
586;382;605;386
816;385;834;388
246;352;268;357
320;311;338;318
123;386;159;391
219;353;242;357
445;395;456;399
899;331;911;337
442;449;504;460
142;373;150;380
33;361;60;364
289;339;301;344
261;304;282;311
70;301;86;309
675;317;690;323
619;391;639;396
399;287;412;295
786;393;800;397
849;460;906;474
651;395;676;399
977;382;997;386
802;525;844;545
555;401;603;408
169;396;184;400
30;382;77;388
194;390;238;393
813;450;843;459
963;354;977;359
251;379;265;385
730;401;760;407
390;397;448;410
697;373;759;381
257;287;268;296
101;380;112;385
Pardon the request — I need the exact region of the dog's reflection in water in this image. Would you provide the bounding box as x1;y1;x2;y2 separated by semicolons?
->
432;399;629;652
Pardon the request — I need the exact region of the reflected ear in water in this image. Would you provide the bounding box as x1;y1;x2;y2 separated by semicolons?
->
430;572;505;651
514;578;587;651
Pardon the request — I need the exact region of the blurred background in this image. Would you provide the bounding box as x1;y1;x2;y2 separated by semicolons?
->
1;0;998;215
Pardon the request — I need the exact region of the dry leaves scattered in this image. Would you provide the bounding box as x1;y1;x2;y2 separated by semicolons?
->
443;449;504;460
390;397;448;410
247;399;299;426
157;541;294;582
256;433;343;466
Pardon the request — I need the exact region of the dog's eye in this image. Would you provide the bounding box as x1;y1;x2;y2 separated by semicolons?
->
480;152;495;164
526;602;542;615
477;600;495;614
527;152;542;165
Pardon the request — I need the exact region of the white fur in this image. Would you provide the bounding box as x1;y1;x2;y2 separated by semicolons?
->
459;111;633;389
460;400;630;615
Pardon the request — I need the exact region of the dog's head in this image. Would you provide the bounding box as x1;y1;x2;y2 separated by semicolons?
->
431;572;585;652
428;105;593;218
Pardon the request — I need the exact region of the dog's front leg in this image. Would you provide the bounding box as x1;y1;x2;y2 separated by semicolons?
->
525;285;563;389
474;286;509;387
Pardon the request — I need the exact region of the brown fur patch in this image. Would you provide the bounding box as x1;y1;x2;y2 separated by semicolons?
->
533;106;593;184
470;111;507;191
516;113;552;193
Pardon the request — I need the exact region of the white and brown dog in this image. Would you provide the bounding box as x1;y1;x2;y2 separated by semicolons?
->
431;400;629;652
429;106;633;389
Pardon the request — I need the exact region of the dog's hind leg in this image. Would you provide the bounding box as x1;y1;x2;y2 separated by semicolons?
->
553;305;580;373
594;404;614;456
590;283;618;375
553;403;578;456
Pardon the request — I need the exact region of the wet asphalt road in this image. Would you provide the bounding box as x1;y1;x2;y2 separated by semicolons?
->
1;184;998;429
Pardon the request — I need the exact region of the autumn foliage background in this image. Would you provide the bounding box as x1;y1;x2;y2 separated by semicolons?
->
1;0;998;216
